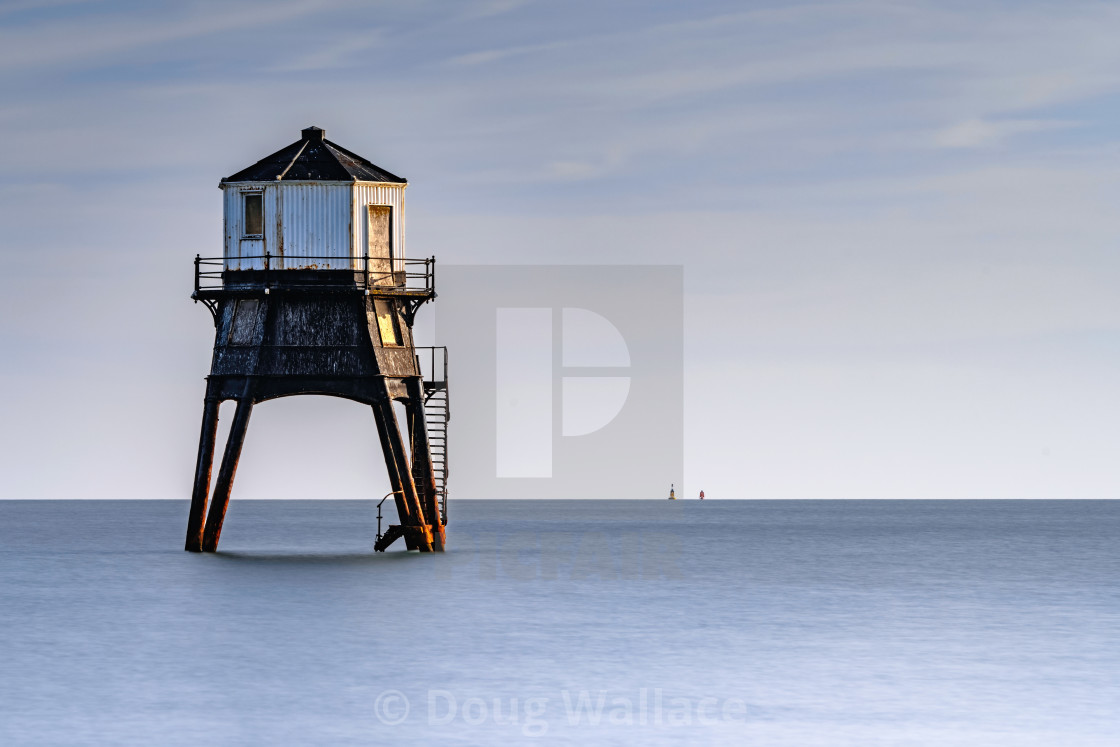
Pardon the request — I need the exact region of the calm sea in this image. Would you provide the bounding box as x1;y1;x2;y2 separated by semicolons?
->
0;500;1117;746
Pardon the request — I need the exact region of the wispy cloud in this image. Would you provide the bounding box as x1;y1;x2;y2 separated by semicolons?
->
447;38;574;67
0;0;353;71
266;30;385;72
933;118;1079;148
461;0;534;20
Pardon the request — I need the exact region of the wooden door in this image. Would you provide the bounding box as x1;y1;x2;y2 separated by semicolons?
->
368;205;393;285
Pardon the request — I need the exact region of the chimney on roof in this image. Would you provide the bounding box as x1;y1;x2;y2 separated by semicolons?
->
302;126;325;142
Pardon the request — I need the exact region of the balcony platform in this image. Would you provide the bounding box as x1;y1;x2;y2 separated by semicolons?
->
192;255;436;324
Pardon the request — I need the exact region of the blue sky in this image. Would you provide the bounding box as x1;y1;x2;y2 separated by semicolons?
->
1;0;1118;499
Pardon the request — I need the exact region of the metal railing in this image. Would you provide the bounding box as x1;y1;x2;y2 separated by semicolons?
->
193;254;436;296
414;346;449;526
414;345;448;389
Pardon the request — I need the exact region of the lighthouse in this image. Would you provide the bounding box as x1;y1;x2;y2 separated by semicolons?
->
185;126;448;553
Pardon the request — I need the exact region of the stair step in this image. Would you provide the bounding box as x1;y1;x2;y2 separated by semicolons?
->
422;373;448;522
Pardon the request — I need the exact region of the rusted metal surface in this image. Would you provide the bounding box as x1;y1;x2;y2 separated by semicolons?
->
367;204;393;283
378;393;430;550
372;393;414;527
205;294;427;380
185;396;220;552
373;524;406;552
370;391;435;552
200;388;255;552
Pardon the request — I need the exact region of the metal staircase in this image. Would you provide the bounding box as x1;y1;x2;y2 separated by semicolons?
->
417;347;449;525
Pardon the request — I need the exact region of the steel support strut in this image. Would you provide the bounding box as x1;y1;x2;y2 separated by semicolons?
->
370;380;437;552
185;390;220;552
200;386;255;552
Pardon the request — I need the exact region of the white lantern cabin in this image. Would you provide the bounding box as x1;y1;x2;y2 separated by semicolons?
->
220;125;406;275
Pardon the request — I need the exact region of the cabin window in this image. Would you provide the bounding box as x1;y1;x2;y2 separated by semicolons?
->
374;299;402;347
243;193;263;236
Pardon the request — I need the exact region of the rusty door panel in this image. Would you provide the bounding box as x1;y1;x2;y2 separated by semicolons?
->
368;205;393;285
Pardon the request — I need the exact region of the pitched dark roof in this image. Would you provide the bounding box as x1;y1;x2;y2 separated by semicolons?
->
221;127;406;184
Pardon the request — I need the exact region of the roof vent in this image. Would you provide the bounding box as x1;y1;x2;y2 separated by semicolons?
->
301;126;325;142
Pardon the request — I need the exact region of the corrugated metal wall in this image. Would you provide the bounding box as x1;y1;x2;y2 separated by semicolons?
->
277;183;352;268
224;183;280;270
351;183;406;271
223;181;405;271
